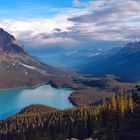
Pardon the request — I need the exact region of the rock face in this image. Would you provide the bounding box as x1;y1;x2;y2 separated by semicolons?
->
0;28;68;89
0;28;27;60
0;28;24;53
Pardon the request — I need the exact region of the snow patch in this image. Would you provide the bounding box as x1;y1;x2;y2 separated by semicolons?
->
19;62;47;75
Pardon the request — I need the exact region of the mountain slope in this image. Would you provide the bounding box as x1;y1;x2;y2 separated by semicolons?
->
0;28;72;89
79;41;140;82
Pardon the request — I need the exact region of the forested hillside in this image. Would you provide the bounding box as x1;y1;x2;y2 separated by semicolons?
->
0;92;136;140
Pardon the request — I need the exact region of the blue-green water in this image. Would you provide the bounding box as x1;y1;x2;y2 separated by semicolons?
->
0;85;73;119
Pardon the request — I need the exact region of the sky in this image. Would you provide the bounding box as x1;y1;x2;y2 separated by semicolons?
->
0;0;140;49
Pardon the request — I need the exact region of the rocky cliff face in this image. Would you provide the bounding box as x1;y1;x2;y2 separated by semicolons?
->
0;28;70;89
0;28;27;56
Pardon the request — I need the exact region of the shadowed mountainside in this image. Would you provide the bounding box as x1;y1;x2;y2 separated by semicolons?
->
79;41;140;82
0;28;77;89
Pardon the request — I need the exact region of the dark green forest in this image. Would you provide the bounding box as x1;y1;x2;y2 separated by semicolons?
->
0;91;138;140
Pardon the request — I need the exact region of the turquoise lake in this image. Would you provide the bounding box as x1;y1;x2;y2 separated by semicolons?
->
0;85;73;119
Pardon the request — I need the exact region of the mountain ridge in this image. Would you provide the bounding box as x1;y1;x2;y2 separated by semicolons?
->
0;28;76;89
79;41;140;82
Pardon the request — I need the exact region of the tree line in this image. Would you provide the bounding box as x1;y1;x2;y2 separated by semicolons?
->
0;92;135;140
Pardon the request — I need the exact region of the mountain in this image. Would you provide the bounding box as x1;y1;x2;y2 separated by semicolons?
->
79;41;140;82
0;28;74;89
30;47;107;68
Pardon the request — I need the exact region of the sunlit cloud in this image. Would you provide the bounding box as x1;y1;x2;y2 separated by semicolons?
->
0;0;139;48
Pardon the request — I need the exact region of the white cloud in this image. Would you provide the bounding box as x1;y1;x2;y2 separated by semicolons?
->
0;5;90;48
69;0;140;42
0;17;75;47
72;0;86;7
0;0;140;48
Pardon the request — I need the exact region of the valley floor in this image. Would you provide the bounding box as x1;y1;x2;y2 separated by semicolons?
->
0;73;135;108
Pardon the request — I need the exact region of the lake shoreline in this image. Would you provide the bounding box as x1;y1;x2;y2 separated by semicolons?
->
0;83;74;120
0;80;77;109
0;81;75;92
0;82;48;92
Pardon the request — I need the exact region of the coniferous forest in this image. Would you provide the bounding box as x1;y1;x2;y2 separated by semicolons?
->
0;92;139;140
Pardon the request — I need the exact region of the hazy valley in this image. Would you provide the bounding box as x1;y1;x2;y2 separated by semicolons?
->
0;28;139;140
0;0;140;140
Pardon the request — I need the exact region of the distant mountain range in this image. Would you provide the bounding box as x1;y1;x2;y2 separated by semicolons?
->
78;41;140;82
30;46;107;68
0;28;139;89
0;28;73;89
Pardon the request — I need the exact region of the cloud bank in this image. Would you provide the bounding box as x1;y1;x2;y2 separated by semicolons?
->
0;0;140;48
